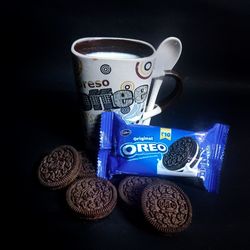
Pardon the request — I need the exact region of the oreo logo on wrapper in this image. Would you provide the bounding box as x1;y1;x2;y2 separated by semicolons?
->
98;112;230;193
121;142;167;158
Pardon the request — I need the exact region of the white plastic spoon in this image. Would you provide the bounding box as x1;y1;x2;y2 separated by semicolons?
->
143;37;182;125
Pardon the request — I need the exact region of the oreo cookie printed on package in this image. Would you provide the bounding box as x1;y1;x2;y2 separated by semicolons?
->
97;112;230;193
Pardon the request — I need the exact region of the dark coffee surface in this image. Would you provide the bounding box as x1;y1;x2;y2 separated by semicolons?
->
12;0;250;249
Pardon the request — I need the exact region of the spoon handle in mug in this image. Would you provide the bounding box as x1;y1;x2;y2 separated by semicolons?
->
143;70;183;125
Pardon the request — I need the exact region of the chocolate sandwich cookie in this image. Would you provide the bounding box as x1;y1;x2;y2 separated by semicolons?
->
78;151;96;178
163;137;200;171
66;177;117;220
118;176;158;207
141;181;192;234
38;145;81;189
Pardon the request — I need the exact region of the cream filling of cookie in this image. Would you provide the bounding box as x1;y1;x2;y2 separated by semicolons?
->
157;143;202;177
176;142;201;172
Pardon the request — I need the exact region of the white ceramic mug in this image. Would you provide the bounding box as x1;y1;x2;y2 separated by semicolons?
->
71;37;182;139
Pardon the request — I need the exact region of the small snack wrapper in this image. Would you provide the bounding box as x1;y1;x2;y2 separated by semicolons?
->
97;112;229;193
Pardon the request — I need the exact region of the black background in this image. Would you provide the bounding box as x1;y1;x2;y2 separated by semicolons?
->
11;0;250;249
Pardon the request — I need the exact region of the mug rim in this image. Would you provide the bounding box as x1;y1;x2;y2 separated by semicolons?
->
71;37;156;61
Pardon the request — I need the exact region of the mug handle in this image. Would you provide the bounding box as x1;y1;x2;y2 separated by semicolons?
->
142;70;183;124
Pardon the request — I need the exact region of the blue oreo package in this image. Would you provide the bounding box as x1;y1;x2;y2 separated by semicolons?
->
97;112;229;193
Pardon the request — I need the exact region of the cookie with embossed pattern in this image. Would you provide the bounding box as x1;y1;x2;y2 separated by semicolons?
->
141;181;192;234
78;151;96;178
38;145;81;189
162;137;200;171
66;177;117;220
118;176;159;207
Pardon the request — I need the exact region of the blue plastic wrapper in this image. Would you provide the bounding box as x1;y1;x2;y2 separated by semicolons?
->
97;112;229;193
